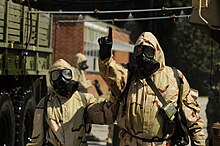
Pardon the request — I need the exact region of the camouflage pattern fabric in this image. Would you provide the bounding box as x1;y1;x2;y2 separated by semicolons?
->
99;32;205;146
26;59;119;146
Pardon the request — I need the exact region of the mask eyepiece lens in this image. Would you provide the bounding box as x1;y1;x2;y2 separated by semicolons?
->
62;69;72;80
51;70;60;81
134;46;143;56
143;46;155;59
51;69;72;81
134;45;155;59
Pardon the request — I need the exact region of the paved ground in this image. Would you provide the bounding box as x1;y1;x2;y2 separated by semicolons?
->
88;97;209;146
88;124;108;146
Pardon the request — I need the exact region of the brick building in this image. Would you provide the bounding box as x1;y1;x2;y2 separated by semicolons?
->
52;15;133;96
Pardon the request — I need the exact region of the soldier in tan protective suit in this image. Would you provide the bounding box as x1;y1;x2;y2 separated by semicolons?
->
98;30;205;146
73;53;102;141
26;59;118;146
73;53;92;93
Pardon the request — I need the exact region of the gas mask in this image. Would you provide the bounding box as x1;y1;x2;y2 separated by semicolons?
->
78;61;89;70
50;69;79;96
134;45;160;76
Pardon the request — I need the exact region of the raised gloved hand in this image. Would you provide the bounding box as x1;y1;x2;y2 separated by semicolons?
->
98;27;112;60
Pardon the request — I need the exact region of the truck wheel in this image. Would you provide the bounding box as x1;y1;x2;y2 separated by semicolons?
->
0;92;15;146
13;90;36;146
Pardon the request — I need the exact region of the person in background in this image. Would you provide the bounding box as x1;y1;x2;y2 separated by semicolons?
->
97;29;205;146
73;53;101;141
26;59;119;146
73;53;92;93
205;62;220;146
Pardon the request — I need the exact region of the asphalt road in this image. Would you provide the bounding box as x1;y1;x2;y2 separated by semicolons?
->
88;97;209;146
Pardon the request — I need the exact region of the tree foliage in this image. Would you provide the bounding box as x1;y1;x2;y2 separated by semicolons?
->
166;18;220;95
116;0;220;95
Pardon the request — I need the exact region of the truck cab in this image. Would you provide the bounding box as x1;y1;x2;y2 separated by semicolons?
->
189;0;220;43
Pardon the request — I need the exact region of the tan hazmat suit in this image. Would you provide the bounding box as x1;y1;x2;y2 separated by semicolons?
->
73;53;92;93
99;32;205;146
27;59;118;146
73;53;95;135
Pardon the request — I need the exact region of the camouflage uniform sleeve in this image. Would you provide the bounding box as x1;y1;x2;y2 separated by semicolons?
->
179;72;205;146
84;93;119;124
98;56;128;97
26;98;45;146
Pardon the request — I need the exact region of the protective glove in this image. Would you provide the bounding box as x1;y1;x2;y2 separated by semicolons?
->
98;27;112;60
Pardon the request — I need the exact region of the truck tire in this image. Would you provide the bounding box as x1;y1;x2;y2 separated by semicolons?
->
13;90;36;146
0;92;15;146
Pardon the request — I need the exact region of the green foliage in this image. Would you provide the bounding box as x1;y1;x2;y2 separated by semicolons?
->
162;0;188;7
123;0;220;95
168;18;220;95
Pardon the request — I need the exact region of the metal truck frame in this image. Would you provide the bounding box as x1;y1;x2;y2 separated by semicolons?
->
0;0;52;145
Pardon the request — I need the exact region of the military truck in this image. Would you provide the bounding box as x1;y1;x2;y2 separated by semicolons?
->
189;0;220;44
0;0;52;145
190;0;220;146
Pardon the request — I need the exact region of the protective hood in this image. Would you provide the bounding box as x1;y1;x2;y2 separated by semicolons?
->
73;53;88;69
49;59;77;85
135;32;165;71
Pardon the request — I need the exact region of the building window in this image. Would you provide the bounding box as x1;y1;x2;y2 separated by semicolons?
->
84;22;108;72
